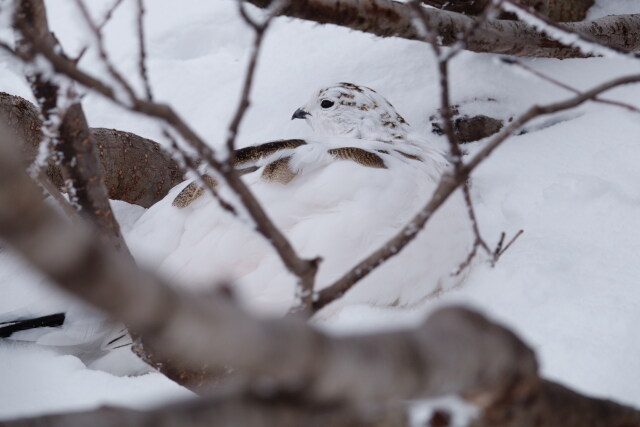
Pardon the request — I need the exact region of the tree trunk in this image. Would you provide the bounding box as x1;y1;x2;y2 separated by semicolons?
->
0;92;183;208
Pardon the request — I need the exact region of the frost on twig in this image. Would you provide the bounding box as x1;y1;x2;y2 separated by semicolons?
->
13;0;130;255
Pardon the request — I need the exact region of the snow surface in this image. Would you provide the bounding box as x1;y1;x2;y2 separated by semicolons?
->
1;0;640;420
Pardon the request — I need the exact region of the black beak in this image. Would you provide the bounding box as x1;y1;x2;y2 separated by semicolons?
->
291;108;310;120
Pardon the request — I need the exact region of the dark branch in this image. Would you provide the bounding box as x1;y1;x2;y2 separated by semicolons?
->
0;92;184;208
245;0;640;58
14;0;130;254
421;0;594;22
313;72;640;312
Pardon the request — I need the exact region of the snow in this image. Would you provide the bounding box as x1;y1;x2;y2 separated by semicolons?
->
0;342;191;418
1;0;640;421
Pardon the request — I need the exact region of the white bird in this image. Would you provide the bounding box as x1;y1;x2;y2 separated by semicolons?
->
0;83;476;371
128;82;475;315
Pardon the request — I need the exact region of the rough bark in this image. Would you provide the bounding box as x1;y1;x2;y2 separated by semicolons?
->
0;391;407;427
421;0;595;22
0;124;539;405
92;128;183;208
56;103;131;253
14;0;129;253
0;91;63;187
472;380;640;427
4;380;639;427
245;0;640;58
0;92;183;208
2;127;640;425
430;106;505;143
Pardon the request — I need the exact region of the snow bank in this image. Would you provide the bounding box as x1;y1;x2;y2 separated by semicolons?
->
1;0;639;418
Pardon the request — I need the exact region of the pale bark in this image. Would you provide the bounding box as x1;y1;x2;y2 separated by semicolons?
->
245;0;640;58
421;0;595;22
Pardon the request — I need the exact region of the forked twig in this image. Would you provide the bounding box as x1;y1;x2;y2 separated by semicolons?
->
313;73;640;312
74;0;125;63
17;4;319;313
501;58;640;115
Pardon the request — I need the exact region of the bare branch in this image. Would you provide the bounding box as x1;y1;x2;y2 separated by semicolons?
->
13;0;131;255
501;58;640;115
313;72;640;312
410;1;493;277
135;0;153;101
245;0;640;58
74;0;126;64
73;0;137;102
13;16;320;310
421;0;595;22
3;124;640;423
225;4;272;158
162;128;237;215
499;0;632;58
496;229;524;259
0;126;541;403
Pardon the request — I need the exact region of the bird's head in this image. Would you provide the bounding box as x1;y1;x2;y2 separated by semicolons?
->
292;82;411;143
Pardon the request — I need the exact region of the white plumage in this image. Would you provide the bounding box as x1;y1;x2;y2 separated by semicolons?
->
129;83;475;315
0;83;475;373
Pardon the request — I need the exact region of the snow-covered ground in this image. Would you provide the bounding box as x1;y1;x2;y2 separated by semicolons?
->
1;0;640;420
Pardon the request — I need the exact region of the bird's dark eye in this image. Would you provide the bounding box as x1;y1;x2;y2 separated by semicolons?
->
321;100;334;109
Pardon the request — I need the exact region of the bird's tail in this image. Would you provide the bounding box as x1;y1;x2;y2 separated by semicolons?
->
0;313;66;338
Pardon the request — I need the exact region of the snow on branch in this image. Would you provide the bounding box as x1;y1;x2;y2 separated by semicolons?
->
313;71;640;312
1;128;639;424
13;0;131;255
245;0;640;58
13;0;320;312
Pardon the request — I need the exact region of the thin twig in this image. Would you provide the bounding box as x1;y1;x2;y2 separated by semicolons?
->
224;3;276;158
135;0;153;101
162;128;237;215
313;73;640;312
17;15;319;312
74;0;125;63
411;1;493;277
37;172;81;221
498;229;524;258
501;58;640;115
442;0;503;62
73;0;138;102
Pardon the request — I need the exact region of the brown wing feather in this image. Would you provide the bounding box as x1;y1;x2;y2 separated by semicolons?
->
261;156;297;184
234;139;306;165
172;174;217;208
173;140;306;208
328;147;387;169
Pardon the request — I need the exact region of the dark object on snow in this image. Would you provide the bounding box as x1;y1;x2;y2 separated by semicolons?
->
0;312;66;338
431;114;504;143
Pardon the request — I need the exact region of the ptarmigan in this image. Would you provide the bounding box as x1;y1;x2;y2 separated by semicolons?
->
128;82;475;315
0;83;475;368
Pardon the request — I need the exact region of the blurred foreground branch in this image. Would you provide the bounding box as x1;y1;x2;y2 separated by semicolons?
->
1;117;640;425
